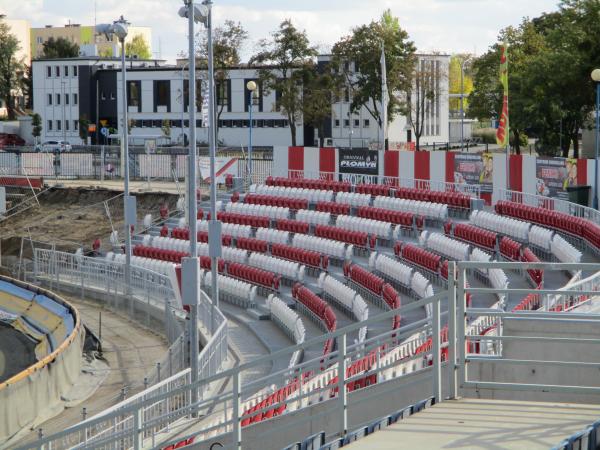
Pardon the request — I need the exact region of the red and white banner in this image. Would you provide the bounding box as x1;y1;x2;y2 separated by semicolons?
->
199;157;238;183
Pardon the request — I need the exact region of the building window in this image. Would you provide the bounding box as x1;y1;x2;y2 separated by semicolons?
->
37;36;43;44
47;94;52;105
74;120;78;131
127;80;141;108
73;93;78;105
73;66;78;77
364;119;370;128
56;93;60;105
354;119;360;127
65;120;70;131
65;93;69;105
47;120;53;131
46;66;51;78
64;66;69;77
344;88;350;103
154;80;170;112
56;120;61;131
334;119;340;127
55;66;60;77
344;119;350;127
183;79;202;112
216;80;230;110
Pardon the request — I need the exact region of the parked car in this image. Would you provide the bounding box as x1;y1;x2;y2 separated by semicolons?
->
38;140;72;152
0;133;25;148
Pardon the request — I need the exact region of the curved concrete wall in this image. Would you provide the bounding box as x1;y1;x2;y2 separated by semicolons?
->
0;276;83;445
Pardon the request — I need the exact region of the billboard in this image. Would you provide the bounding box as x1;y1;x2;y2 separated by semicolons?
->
199;157;238;183
535;157;578;199
338;149;379;175
453;153;493;193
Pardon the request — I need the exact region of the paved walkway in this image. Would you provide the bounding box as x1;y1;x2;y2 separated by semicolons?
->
347;398;600;449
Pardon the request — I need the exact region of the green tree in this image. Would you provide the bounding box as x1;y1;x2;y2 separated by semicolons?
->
332;10;416;142
303;66;343;147
448;55;474;112
98;47;113;58
42;37;79;58
125;34;151;59
79;118;90;143
161;119;171;140
250;19;318;146
31;113;42;144
0;18;22;120
194;20;248;142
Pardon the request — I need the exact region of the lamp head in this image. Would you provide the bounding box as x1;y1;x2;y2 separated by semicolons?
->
592;69;600;83
178;3;208;25
246;80;257;92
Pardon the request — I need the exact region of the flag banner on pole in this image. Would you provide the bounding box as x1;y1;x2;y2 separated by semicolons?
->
496;43;509;147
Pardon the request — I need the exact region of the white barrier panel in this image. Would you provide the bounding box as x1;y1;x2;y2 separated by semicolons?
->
61;154;94;177
139;154;171;179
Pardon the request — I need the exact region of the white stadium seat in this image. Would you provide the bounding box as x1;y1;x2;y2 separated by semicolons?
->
266;294;306;344
336;215;392;239
255;185;333;203
225;202;289;220
550;234;582;263
470;210;530;242
420;231;470;261
369;252;414;287
296;209;331;226
203;271;257;305
373;196;448;220
529;225;554;251
248;253;305;281
292;234;351;260
255;227;290;245
335;191;371;207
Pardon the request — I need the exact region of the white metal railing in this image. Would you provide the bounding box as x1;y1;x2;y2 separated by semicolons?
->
543;270;600;312
495;188;600;226
287;170;481;197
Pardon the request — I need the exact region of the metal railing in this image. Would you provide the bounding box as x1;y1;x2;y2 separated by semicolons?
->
495;188;600;226
287;170;481;197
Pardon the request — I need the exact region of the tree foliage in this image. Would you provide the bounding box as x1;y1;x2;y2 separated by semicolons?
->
125;34;151;59
31;113;42;140
0;18;22;120
42;37;79;58
250;19;318;146
332;10;416;134
303;66;343;146
448;55;473;112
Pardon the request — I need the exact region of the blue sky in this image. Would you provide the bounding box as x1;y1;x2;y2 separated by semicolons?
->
2;0;560;61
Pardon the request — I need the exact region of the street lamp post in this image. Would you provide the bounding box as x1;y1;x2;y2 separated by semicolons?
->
246;80;257;185
97;17;133;306
592;69;600;209
61;81;67;146
460;57;471;152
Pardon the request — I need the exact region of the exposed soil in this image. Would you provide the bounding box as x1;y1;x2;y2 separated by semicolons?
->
0;187;179;265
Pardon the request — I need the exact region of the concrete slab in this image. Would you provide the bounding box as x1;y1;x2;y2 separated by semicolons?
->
346;398;600;450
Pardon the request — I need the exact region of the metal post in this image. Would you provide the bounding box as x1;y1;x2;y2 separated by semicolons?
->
61;82;67;146
337;333;348;437
120;30;133;303
206;1;221;334
447;261;457;399
460;60;465;152
457;266;467;393
248;93;253;185
232;371;242;450
594;83;600;209
432;296;441;403
185;0;201;417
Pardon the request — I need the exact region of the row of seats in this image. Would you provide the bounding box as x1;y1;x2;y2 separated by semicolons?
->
292;284;337;355
355;183;391;197
395;242;442;273
151;234;248;264
336;215;392;240
512;293;541;311
374;196;448;220
265;176;351;193
344;262;385;295
296;209;331;226
133;245;226;273
167;227;233;246
470;210;530;242
236;237;269;253
197;220;252;239
271;243;328;269
315;201;351;216
382;283;401;309
202;271;258;306
529;225;554;252
266;294;305;344
227;262;281;290
521;248;543;286
335;191;372;207
315;224;370;248
550;234;582;264
248;252;305;282
488;267;509;291
318;273;369;323
217;211;270;229
108;253;175;279
420;231;470;261
253;184;334;203
240;379;298;426
369;253;414;288
449;222;497;250
470;247;492;274
256;227;290;245
500;236;522;261
244;194;308;211
276;219;310;235
225;202;290;220
292;234;351;260
395;188;472;209
411;272;433;299
357;206;421;229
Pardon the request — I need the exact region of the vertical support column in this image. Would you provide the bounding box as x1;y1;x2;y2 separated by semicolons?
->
457;265;467;394
432;296;441;404
232;371;242;450
447;261;458;399
133;408;142;450
337;333;348;437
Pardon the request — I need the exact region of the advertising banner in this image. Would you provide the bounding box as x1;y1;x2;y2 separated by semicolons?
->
535;157;578;199
453;153;493;193
338;149;379;175
199;157;238;183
